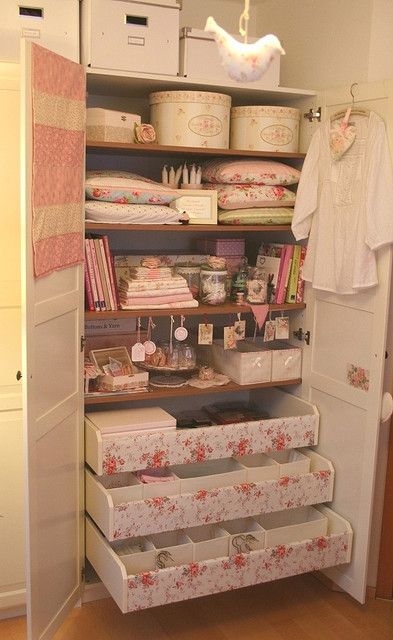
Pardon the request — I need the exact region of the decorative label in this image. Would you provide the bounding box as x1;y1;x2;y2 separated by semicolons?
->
143;340;156;355
263;320;276;342
188;115;222;137
198;323;213;345
275;316;290;340
174;326;188;341
131;342;146;362
261;124;294;147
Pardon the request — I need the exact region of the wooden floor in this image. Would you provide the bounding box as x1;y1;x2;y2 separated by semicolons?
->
1;574;393;640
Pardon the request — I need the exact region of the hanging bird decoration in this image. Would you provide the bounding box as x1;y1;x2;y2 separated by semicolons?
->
205;15;285;83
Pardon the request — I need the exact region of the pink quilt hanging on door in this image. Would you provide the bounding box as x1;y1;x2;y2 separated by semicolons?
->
31;43;85;277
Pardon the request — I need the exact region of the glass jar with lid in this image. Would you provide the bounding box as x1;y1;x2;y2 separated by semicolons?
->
199;256;227;305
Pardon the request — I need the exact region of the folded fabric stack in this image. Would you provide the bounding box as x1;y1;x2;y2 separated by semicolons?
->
85;170;189;225
118;259;198;309
201;159;300;225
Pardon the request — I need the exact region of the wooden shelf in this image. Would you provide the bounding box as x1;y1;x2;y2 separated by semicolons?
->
84;302;305;320
86;140;305;160
85;222;293;233
84;377;302;405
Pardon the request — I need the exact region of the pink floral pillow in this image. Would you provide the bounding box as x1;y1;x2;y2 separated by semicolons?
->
85;170;178;204
202;159;301;186
204;183;296;209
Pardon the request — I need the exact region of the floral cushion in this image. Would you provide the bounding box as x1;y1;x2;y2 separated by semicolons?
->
204;183;296;209
85;200;189;224
218;207;294;225
202;159;301;186
85;170;178;205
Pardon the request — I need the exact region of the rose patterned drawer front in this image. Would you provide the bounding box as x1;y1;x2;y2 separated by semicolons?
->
85;505;353;614
85;388;319;475
85;449;333;540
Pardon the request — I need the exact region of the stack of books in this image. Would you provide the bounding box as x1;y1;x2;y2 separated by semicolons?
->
84;234;119;311
256;243;307;304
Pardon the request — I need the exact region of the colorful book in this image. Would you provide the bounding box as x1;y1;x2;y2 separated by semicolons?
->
84;257;95;311
84;239;100;312
87;237;106;311
102;235;119;311
285;244;302;303
275;244;294;304
296;245;307;303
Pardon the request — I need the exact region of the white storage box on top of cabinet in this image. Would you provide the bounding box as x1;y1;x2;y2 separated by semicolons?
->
179;27;280;89
80;0;180;76
85;449;333;540
86;505;353;613
85;388;319;475
0;0;80;63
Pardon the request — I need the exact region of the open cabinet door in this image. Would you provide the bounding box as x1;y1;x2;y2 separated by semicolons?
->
296;80;393;603
20;41;85;640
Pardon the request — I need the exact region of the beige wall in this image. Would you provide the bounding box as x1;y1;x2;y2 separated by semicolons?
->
182;0;393;91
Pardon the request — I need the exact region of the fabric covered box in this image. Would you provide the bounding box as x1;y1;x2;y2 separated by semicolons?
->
255;506;328;547
171;458;246;493
271;341;302;381
81;0;180;76
149;90;231;148
196;238;245;256
0;0;80;62
201;339;272;385
87;108;141;143
186;525;230;562
179;27;280;89
222;517;266;555
149;531;193;568
230;105;300;153
110;536;156;574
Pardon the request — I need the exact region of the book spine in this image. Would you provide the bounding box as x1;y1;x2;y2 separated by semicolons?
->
88;238;106;311
285;244;302;303
85;239;100;312
276;245;294;304
273;245;287;303
84;259;95;311
98;237;116;311
102;235;119;311
296;245;307;303
94;238;111;311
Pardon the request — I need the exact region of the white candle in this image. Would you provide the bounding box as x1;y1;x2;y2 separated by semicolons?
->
190;164;196;184
162;165;168;184
182;163;189;184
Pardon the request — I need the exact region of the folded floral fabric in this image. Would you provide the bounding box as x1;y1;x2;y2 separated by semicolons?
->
85;200;189;224
218;207;294;225
120;299;199;310
118;276;187;291
120;292;194;306
204;183;296;209
202;159;301;185
119;286;190;298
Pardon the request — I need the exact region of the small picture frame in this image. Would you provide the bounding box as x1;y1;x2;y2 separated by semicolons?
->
169;189;218;225
89;346;134;375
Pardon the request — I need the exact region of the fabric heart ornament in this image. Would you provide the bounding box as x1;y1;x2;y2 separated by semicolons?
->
329;121;356;160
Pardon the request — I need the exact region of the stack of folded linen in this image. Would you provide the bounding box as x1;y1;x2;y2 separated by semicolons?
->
118;259;198;309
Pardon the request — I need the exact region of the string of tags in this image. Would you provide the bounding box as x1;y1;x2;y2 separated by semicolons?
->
197;312;289;350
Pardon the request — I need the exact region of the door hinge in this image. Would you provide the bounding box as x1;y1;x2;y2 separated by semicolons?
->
80;335;86;352
303;107;322;123
292;328;311;345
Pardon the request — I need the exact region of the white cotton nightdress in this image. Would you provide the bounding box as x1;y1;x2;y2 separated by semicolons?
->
291;111;393;294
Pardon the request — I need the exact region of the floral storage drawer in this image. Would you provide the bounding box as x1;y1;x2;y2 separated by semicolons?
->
85;389;319;475
86;505;353;614
85;449;333;540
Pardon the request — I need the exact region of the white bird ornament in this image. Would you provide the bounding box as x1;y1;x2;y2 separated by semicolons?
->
205;16;285;83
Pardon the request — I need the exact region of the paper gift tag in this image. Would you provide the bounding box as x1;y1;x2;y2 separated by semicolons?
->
275;316;289;340
224;326;236;349
234;319;246;340
143;340;156;355
132;342;146;361
174;326;188;341
263;320;276;342
198;323;213;345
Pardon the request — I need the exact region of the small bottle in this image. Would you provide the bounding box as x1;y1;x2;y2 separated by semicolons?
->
230;257;248;303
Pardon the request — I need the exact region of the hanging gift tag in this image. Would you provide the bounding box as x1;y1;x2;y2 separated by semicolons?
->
132;316;146;361
132;341;146;361
275;316;289;340
143;340;156;355
224;325;236;349
143;316;157;354
263;320;276;342
198;323;213;345
234;319;246;340
174;315;188;341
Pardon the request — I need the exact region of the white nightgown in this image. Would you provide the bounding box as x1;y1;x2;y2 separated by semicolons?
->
291;111;393;294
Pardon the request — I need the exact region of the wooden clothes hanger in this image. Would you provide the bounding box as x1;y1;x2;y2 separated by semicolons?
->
330;82;370;122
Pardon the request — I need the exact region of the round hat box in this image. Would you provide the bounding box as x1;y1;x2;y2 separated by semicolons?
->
149;90;231;148
230;105;300;153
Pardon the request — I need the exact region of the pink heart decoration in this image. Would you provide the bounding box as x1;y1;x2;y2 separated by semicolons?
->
329;122;356;160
